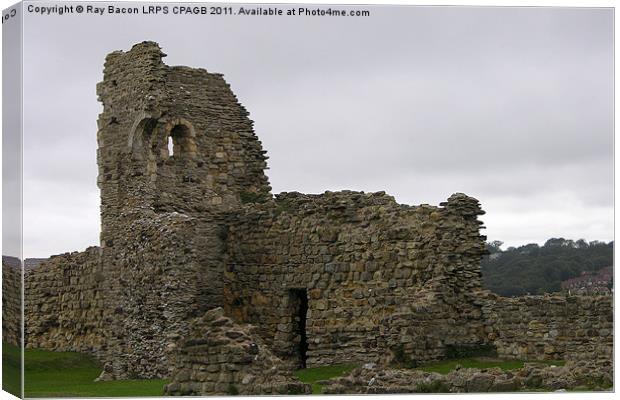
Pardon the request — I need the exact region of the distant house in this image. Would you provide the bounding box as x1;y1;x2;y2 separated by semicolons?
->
561;266;613;295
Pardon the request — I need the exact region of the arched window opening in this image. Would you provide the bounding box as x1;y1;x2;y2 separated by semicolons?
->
129;117;158;161
167;124;193;159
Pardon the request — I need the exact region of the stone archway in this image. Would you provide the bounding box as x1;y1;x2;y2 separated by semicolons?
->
162;118;197;159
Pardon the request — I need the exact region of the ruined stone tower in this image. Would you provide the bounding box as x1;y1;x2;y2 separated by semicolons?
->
92;41;273;378
96;41;271;246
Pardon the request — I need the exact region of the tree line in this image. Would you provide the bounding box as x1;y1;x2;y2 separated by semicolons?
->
481;238;613;297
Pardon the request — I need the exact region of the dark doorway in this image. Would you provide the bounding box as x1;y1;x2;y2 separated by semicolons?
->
289;288;309;368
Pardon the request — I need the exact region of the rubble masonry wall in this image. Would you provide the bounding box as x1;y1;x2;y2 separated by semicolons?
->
224;191;488;367
482;295;613;365
2;260;22;346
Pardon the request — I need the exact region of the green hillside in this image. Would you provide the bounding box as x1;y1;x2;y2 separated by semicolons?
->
481;238;613;297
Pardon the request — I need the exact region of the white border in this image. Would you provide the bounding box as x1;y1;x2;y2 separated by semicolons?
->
0;1;615;400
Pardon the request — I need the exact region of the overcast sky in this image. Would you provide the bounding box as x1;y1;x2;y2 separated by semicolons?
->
13;3;614;258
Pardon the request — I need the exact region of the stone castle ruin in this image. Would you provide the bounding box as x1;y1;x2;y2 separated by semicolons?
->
6;42;611;394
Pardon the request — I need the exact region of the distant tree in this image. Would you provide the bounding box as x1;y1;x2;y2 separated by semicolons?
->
487;241;504;253
544;238;567;247
575;239;588;249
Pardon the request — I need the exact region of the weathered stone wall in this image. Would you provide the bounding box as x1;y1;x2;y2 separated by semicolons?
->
323;360;612;394
482;294;613;366
24;215;227;379
25;41;272;379
2;259;22;346
100;212;227;379
376;289;489;364
224;191;488;367
21;42;271;379
75;41;272;379
164;308;310;396
24;248;106;355
96;41;271;249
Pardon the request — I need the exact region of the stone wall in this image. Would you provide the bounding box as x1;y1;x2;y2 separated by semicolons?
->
224;191;488;368
164;308;310;396
100;212;227;379
24;214;227;379
482;294;613;367
96;41;271;250
24;189;491;380
2;259;21;346
24;248;105;354
24;41;277;380
83;40;274;378
323;360;612;394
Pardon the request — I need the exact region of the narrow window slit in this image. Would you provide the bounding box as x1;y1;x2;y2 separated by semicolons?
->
167;136;174;157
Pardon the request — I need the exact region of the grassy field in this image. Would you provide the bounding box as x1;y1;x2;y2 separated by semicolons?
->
294;363;358;394
2;342;21;397
3;343;168;397
3;343;573;397
419;357;565;375
6;344;356;397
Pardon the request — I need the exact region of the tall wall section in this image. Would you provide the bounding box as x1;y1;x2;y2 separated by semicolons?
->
99;213;227;379
26;42;274;380
224;191;489;368
96;41;270;246
94;41;272;379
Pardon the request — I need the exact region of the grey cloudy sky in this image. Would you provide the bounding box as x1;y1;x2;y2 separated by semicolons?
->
15;3;614;258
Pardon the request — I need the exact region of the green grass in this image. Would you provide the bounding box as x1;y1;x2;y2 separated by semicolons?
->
294;363;358;394
3;342;22;397
3;343;168;397
419;357;565;375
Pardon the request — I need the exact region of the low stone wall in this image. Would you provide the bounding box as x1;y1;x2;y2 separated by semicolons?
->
377;289;489;364
224;191;488;367
322;361;612;394
482;294;613;366
164;308;310;396
24;247;106;355
2;260;22;346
